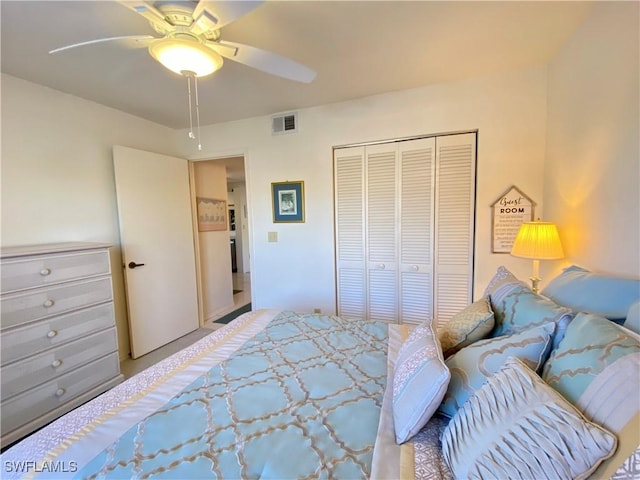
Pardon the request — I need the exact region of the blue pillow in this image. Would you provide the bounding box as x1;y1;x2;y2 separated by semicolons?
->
483;266;572;347
438;322;555;418
492;284;573;347
392;320;450;444
483;266;524;320
542;312;640;406
541;265;640;320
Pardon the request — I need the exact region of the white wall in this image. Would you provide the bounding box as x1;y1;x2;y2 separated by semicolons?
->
5;1;634;348
1;74;180;360
178;66;550;312
193;162;234;320
544;2;640;279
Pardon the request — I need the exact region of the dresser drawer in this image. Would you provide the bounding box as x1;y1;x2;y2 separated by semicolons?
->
1;328;118;401
1;250;110;294
1;303;115;365
1;277;112;330
1;353;120;436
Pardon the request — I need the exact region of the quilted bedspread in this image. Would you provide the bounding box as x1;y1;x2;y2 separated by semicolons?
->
1;309;461;480
6;309;635;479
79;311;388;479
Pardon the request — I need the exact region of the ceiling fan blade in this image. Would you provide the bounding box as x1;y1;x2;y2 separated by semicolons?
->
209;40;316;83
192;1;263;32
117;1;173;34
49;35;155;54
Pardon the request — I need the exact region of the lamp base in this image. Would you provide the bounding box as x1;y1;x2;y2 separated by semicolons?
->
530;259;541;294
529;276;541;295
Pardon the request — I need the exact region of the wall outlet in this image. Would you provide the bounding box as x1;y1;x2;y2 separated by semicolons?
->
268;231;278;242
313;308;321;314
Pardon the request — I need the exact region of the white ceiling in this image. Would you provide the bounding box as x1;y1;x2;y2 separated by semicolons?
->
1;1;594;131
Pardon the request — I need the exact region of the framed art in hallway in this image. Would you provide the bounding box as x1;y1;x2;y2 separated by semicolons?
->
272;181;305;223
196;197;227;231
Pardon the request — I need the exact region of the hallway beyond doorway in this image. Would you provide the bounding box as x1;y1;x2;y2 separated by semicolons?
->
210;272;251;326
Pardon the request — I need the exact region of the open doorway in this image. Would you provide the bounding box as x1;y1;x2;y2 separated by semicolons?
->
206;155;251;324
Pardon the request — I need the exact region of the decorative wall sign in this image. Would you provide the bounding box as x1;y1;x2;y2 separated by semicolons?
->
272;181;305;223
196;197;227;232
491;186;536;253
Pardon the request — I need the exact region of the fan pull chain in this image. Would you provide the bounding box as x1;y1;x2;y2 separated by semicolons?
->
194;76;202;151
185;73;203;151
186;75;195;140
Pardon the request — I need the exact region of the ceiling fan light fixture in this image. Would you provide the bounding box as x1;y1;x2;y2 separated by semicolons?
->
149;37;223;77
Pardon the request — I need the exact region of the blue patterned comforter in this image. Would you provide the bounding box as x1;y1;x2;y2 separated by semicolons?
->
77;311;388;479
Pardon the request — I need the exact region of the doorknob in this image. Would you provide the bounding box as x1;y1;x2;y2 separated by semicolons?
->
128;261;145;269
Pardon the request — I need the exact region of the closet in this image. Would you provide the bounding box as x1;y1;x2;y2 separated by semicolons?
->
334;132;476;329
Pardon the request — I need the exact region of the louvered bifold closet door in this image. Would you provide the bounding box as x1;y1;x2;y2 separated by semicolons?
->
434;133;476;331
399;138;436;324
334;147;366;319
366;144;398;322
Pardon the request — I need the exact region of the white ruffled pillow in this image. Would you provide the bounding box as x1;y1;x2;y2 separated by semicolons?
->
441;356;617;480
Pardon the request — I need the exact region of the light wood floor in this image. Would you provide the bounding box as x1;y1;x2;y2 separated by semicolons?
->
120;273;251;380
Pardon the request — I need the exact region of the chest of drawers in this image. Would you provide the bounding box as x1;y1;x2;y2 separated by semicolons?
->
1;242;123;447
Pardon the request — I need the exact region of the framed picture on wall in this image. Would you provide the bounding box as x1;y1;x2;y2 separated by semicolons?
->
196;197;227;231
271;181;305;223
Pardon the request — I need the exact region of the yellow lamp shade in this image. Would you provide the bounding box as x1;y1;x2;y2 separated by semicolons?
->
149;37;223;77
511;221;564;260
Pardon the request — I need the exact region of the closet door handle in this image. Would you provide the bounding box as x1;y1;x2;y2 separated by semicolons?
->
128;262;145;269
377;263;386;269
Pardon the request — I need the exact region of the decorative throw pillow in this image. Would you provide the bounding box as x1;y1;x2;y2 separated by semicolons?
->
438;297;494;357
542;312;640;406
483;266;573;347
541;265;640;321
441;357;617;480
575;353;640;479
624;300;640;334
490;283;573;347
392;320;450;444
437;322;554;418
483;266;523;313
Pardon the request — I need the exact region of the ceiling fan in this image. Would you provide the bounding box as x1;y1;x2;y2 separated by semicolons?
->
50;1;316;150
50;0;316;83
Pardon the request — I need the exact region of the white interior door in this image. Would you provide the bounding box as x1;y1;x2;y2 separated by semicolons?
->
113;146;199;359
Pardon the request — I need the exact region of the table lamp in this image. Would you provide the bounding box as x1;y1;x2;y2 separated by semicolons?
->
510;220;564;294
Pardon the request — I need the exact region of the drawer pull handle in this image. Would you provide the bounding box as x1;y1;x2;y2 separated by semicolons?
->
47;330;58;339
55;388;65;397
51;359;62;368
43;299;55;308
40;268;52;276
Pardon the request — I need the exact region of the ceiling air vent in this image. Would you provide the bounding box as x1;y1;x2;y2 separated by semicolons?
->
272;112;298;135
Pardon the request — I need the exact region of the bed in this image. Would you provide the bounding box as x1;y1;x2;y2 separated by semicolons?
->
1;309;441;479
2;266;639;479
